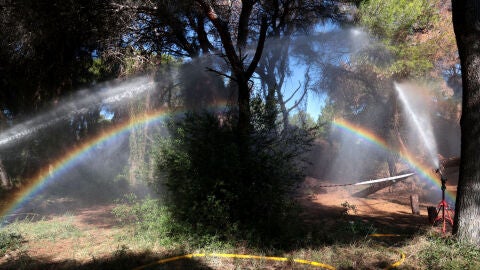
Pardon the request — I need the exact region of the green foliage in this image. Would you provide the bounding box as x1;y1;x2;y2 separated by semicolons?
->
316;102;336;138
339;220;377;237
358;0;439;78
154;104;312;247
0;232;23;256
385;43;435;77
113;194;184;247
336;201;377;238
112;194;230;250
420;234;480;269
289;111;316;130
3;215;82;242
359;0;437;41
85;57;121;82
341;201;358;216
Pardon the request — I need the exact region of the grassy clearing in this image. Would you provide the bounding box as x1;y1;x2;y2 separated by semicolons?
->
1;199;480;269
2;215;82;242
112;195;235;252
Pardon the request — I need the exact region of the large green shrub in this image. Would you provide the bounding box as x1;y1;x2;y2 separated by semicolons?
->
359;0;437;41
154;101;312;246
357;0;439;77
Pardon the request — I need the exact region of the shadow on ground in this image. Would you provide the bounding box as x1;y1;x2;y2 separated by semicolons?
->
0;195;427;270
0;251;214;270
297;194;430;246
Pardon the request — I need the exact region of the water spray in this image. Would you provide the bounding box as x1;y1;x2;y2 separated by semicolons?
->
0;76;155;148
394;82;439;168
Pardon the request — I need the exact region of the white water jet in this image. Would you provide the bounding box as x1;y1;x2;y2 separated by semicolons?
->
394;82;439;168
0;76;155;147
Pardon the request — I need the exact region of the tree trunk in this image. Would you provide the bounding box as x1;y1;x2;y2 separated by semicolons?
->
410;194;420;215
197;0;266;136
237;76;252;138
452;0;480;245
0;159;11;189
385;90;403;178
128;91;152;185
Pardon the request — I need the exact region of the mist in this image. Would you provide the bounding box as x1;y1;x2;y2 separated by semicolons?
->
0;76;155;148
0;20;461;224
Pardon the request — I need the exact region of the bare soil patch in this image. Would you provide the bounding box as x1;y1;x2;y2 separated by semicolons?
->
299;173;458;234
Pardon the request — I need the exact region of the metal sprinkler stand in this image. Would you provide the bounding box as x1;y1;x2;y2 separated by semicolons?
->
433;168;454;234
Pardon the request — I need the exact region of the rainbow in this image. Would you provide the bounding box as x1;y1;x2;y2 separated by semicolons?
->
0;104;230;222
333;118;456;202
1;111;455;222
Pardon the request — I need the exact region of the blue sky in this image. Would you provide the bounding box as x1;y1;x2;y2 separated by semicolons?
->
281;20;343;120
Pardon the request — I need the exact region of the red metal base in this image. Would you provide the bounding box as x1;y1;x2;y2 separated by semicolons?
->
433;200;454;234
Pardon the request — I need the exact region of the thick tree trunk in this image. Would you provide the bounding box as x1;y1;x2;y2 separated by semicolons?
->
237;76;252;138
452;0;480;245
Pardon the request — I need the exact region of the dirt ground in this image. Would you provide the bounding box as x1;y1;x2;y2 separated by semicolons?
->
299;170;458;234
0;171;458;268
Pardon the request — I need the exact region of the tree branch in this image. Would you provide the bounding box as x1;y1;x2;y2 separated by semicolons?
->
284;82;302;104
206;67;236;81
237;0;255;50
286;71;310;113
195;0;241;75
246;16;268;79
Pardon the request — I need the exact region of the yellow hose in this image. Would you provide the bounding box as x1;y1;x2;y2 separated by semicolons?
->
369;233;402;237
133;249;405;269
133;252;335;270
386;251;406;269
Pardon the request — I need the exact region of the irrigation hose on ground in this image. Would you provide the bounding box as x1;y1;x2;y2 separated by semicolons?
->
369;233;402;237
133;250;406;270
133;253;335;270
386;251;406;270
315;172;416;188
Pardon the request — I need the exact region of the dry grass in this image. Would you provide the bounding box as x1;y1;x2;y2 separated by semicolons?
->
1;203;479;269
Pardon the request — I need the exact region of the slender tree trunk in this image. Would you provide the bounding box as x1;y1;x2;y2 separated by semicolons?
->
128;92;151;185
0;159;11;189
452;0;480;245
386;92;399;177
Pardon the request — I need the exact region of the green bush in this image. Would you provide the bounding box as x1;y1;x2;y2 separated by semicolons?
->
0;232;23;256
113;193;232;250
154;101;312;247
113;194;186;246
359;0;437;41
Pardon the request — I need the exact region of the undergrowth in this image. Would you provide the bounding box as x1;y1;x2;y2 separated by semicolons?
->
0;232;23;256
2;205;480;269
2;215;82;242
417;232;480;269
112;194;233;251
